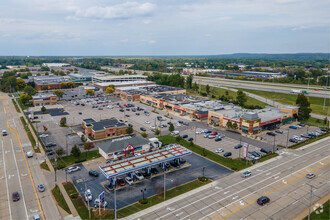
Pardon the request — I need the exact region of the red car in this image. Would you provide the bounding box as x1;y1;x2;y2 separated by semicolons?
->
12;192;20;201
117;178;126;186
211;132;218;135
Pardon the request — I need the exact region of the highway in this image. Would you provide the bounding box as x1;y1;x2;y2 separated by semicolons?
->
125;137;330;220
0;94;60;220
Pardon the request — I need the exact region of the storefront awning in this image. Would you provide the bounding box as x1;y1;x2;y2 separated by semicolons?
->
282;118;294;123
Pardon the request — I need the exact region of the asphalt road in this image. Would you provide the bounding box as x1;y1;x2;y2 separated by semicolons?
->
0;94;61;220
124;137;330;220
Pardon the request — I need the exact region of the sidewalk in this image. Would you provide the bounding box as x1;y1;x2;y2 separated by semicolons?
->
58;183;80;218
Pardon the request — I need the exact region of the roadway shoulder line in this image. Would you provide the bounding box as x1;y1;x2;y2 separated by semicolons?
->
1;140;12;220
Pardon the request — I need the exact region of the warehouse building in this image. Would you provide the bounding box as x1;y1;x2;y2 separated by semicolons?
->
42;63;71;68
33;75;71;90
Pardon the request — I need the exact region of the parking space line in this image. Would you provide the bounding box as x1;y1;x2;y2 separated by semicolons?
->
10;139;29;220
1;140;12;220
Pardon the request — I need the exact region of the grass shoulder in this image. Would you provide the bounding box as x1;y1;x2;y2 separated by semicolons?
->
52;150;101;169
51;184;71;214
303;199;329;220
40;160;50;171
11;99;21;113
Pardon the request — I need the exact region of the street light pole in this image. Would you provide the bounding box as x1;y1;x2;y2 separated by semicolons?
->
202;167;205;177
286;129;290;148
164;170;166;201
141;188;146;199
273;135;275;153
114;177;117;220
306;183;316;220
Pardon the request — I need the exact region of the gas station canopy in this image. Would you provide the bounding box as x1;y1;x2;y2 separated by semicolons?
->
99;144;192;179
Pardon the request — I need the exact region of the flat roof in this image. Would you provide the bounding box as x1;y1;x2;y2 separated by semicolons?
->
95;81;154;87
96;136;149;153
99;144;192;178
116;85;184;95
32;94;56;99
94;75;148;80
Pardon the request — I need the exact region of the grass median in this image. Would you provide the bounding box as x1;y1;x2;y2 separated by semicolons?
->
51;184;71;214
52;150;101;169
19;116;40;153
11;99;21;113
158;135;253;171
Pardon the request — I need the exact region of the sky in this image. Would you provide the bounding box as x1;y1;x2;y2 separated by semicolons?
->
0;0;329;56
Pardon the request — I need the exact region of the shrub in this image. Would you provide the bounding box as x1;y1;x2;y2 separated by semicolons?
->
198;177;209;182
139;198;149;204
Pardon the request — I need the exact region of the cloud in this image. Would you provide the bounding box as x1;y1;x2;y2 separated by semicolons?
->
149;40;156;44
73;2;155;20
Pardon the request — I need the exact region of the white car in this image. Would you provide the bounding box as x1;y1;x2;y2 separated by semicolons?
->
67;166;81;173
241;170;252;178
94;199;108;208
125;176;134;185
215;148;224;153
26;151;33;158
40;134;48;138
293;136;303;141
150;126;156;130
134;171;144;180
106;105;113;109
84;189;92;202
196;130;203;134
175;123;181;127
145;121;150;124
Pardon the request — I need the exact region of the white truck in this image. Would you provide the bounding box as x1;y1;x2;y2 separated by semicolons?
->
290;89;308;94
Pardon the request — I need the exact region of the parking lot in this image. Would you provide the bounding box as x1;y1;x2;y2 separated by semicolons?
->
68;153;233;209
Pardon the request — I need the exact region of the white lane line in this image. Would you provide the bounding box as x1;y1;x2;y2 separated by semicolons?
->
11;139;29;220
1;140;12;220
12;119;16;128
155;143;330;220
4;107;6;114
199;156;329;220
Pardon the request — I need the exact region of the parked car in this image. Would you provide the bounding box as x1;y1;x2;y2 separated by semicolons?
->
257;196;270;205
307;132;316;137
119;109;124;112
170;131;179;135
170;160;180;167
140;127;146;131
67;166;81;173
208;135;216;139
301;134;310;138
181;134;188;139
250;151;261;159
187;137;194;141
117;178;126;186
104;183;114;191
88;170;99;177
203;133;210;138
145;120;150;124
38;184;45;192
84;189;92;201
223;152;232;157
289;138;298;143
297;123;305;127
125;176;134;185
306;173;316;179
26;151;33;158
293;135;303;141
136;112;140;116
94;199;108;208
12;192;20;201
39;134;48;138
266;132;276;136
275;130;284;134
134;171;144;180
217;134;226;138
204;130;212;134
141;169;151;177
241;170;252;178
234;144;242;149
289;126;297;129
215;148;224;153
260;148;270;154
150;167;159;174
45;142;57;148
215;137;222;142
2;130;7;136
125;114;130;117
128;123;133;127
183;122;189;126
46;151;55;156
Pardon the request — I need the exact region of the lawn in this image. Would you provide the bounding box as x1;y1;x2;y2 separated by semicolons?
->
301;117;329;128
158;135;253;171
16;98;33;110
189;85;267;108
20;116;40;153
303;199;329;220
239;88;329;116
11;99;21;113
40;160;50;171
51;185;71;214
117;178;211;218
52;150;101;169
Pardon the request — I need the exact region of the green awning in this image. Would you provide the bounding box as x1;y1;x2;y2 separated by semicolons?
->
282;118;294;123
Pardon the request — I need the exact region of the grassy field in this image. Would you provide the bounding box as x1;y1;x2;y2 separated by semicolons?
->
301;117;329;128
189;85;267;108
158;135;253;171
52;150;101;169
303;199;329;220
51;185;71;214
117;178;211;218
240;88;329;116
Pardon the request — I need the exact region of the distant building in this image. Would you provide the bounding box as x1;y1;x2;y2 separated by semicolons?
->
210;71;285;79
68;72;103;83
33;75;72;90
94;81;155;92
31;94;57;106
92;75;148;83
42;63;71;68
82;118;129;140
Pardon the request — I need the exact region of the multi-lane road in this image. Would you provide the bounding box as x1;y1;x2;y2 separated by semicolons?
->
126;137;330;220
0;94;60;220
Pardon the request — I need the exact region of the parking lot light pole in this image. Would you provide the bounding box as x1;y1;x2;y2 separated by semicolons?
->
164;170;166;201
202;167;205;177
273;135;275;153
114;177;117;220
286;129;290;148
141;188;146;199
84;178;91;219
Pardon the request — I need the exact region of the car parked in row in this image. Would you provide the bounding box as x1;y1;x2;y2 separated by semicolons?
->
125;176;134;185
67;166;81;173
89;170;99;177
223;152;232;157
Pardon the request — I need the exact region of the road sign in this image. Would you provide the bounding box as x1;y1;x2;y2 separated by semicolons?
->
99;191;105;203
243;143;249;159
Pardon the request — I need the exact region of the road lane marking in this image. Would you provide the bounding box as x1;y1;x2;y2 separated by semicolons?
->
274;176;279;179
224;191;230;194
11;139;29;220
1;140;12;220
217;161;330;220
232;196;239;200
7;120;45;220
155;140;330;220
282;180;287;184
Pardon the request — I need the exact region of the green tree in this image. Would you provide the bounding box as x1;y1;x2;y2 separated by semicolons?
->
154;129;161;136
83;142;94;158
80;135;86;143
56;148;64;157
236;90;248;107
296;94;312;121
186;75;193;89
169;123;175;132
126;126;133;134
205;84;210;96
67;81;75;88
70;145;81;159
19;94;32;105
192;82;198;91
232;122;238;130
324;117;328;125
86;89;95;96
226;121;233;129
141;132;148;138
53;91;64;100
23;86;37;96
60;117;67;127
41;86;49;90
41;106;46;113
16;78;26;90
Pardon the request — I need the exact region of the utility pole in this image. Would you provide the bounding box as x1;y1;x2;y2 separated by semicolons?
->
306;183;316;220
286;129;290;148
66;135;68;156
273;135;275;153
164;169;166;201
323;74;329;111
194;126;196;144
84;178;91;219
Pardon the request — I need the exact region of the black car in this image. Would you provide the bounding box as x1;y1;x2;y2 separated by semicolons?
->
260;148;270;154
119;109;124;112
89;170;99;177
181;134;188;139
167;122;172;125
46;142;56;148
275;130;283;134
234;144;242;149
126;108;130;111
79;112;82;115
257;196;270;205
46;151;55;156
140;127;146;131
104;183;114;191
266;132;276;136
81;103;85;106
215;137;222;142
12;192;20;202
289;138;298;143
136;113;140;116
178;121;183;124
187;137;194;141
297;124;305;127
128;123;133;127
223;152;232;157
170;160;180;167
150;167;159;174
125;115;130;117
141;169;151;177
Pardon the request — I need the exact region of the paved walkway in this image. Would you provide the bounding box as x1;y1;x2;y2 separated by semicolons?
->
58;183;80;218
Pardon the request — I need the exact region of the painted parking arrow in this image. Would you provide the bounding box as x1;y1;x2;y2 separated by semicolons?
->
240;200;245;206
232;196;239;200
282;179;287;184
176;212;183;217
